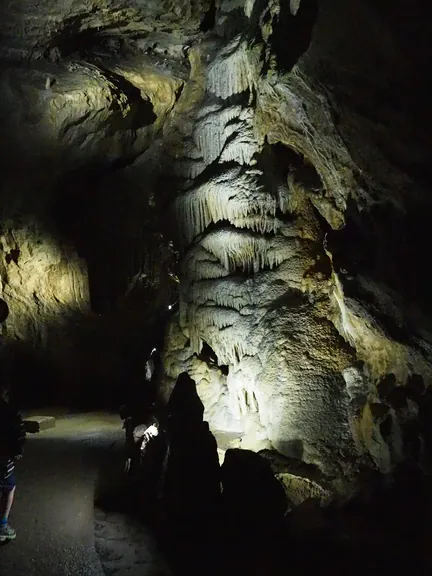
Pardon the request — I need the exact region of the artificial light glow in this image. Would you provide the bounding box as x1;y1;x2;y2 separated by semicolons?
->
168;304;172;310
146;424;158;437
140;424;159;452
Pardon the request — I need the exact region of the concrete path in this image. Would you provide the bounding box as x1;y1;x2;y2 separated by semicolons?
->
0;412;170;576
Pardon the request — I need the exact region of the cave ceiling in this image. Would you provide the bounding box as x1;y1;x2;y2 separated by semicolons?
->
0;0;211;55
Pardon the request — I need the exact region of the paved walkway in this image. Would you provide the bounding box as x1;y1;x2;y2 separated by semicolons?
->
0;412;170;576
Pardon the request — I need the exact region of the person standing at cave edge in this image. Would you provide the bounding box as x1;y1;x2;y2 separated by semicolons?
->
0;382;26;542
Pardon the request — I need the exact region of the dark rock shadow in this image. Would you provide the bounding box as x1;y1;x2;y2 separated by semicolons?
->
158;373;221;574
276;438;304;460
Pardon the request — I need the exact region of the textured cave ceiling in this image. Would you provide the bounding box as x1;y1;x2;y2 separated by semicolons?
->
1;0;432;490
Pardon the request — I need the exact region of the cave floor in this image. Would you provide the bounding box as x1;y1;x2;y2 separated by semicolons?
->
0;412;170;576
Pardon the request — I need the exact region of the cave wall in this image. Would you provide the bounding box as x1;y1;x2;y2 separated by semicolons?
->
0;0;194;404
160;0;432;483
1;0;432;484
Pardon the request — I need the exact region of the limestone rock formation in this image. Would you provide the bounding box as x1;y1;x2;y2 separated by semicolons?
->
1;0;432;489
0;221;89;341
161;0;432;487
0;2;187;402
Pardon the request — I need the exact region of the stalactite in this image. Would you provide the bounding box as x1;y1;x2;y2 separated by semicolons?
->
200;227;295;273
190;325;203;356
277;183;290;213
219;138;257;165
188;279;252;312
206;36;256;99
185;266;299;316
185;303;260;366
190;305;240;330
182;246;230;281
207;334;258;366
193;105;242;165
176;168;277;243
219;108;260;165
229;214;282;233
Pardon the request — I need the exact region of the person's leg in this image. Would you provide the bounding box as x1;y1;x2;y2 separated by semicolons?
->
0;486;16;523
0;477;17;541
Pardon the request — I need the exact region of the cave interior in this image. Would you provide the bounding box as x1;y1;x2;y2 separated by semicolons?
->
1;0;432;573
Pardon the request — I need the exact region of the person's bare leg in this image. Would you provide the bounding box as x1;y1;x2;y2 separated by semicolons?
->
0;487;15;522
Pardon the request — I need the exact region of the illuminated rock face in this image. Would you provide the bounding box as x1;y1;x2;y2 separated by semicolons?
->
1;0;432;480
0;221;90;340
0;0;212;59
164;26;360;476
162;0;432;482
0;6;187;399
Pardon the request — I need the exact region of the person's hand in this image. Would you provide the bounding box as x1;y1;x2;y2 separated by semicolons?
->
15;454;23;460
124;458;131;474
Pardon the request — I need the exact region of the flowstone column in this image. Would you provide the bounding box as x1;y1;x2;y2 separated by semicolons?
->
164;27;364;477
